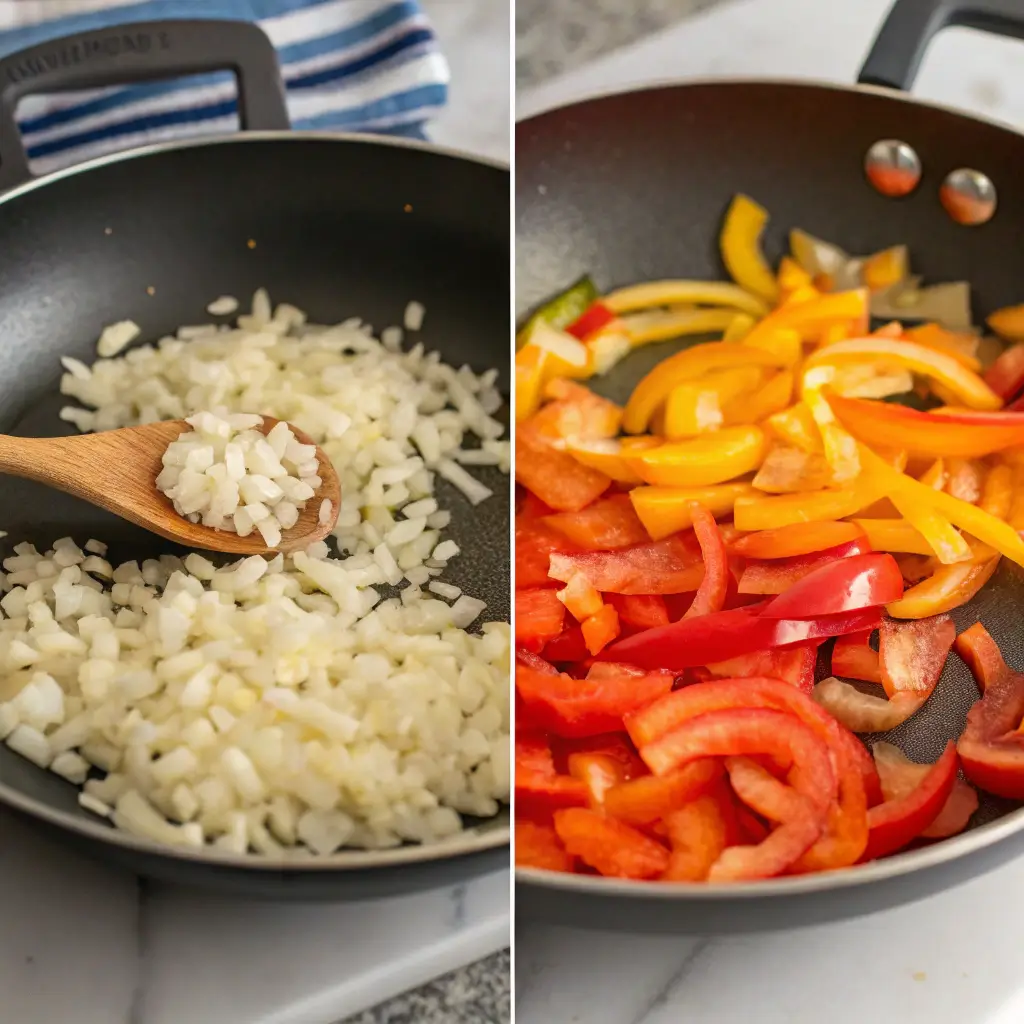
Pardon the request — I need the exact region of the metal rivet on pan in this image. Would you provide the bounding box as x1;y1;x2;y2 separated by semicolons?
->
864;139;921;197
940;168;997;225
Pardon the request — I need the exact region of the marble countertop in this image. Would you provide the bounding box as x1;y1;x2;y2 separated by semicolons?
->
517;0;1024;1021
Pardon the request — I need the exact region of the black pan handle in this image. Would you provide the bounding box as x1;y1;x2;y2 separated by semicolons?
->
859;0;1024;90
0;18;289;189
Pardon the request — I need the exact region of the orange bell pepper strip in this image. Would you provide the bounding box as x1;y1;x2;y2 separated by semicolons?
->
603;280;769;318
603;759;722;826
861;245;908;292
777;255;813;300
581;603;621;656
827;394;1024;459
663;383;722;439
719;193;780;305
987;303;1024;342
733;478;885;532
857;445;1024;568
553;807;670;879
748;289;869;345
626;425;767;487
515;819;574;872
917;458;947;491
946;458;984;503
852;518;933;555
767;402;823;453
723;370;795;425
630;482;758;541
661;790;736;881
623;341;786;433
805;337;1002;410
515;345;549;422
531;379;622;442
564;437;659;485
730;521;864;559
904;322;980;371
744;326;802;366
886;540;1000;619
981;463;1014;519
619;307;738;346
557;575;604;622
702;365;766;402
1008;463;1024;532
753;445;835;493
724;312;756;341
954;622;1010;693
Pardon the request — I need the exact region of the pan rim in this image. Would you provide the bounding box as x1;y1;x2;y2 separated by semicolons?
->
0;127;510;873
515;74;1024;143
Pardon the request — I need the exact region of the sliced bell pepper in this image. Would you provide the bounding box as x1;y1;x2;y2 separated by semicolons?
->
552;731;648;779
831;631;882;684
724;312;757;341
894;553;937;585
553;807;670;879
515;345;549;422
518;490;557;519
700;366;767;403
548;533;702;595
954;622;1010;693
661;790;736;881
630;482;757;541
828;394;1024;459
767;402;823;453
946;459;983;505
520;318;592;380
889;490;971;565
777;255;813;298
567;749;633;806
557;575;604;622
542;494;650;550
852;518;932;555
858;445;1024;568
872;741;978;840
916;458;947;492
813;677;929;733
519;275;599;340
737;536;874;596
725;755;814;824
801;370;862;482
603;758;721;825
724;371;795;425
564;436;659;485
515;733;589;814
515;648;559;675
515;819;575;871
585;329;633;376
581;604;621;656
515;588;567;653
626;426;767;487
620;307;738;346
731;521;863;560
706;645;818;695
623;341;785;434
719;193;779;305
806;337;1002;410
516;423;611;512
752;445;835;493
604;604;880;671
862;245;908;292
683;504;729;619
745;326;803;366
516;664;676;738
733;477;884;532
565;301;616;340
760;553;903;619
606;594;670;629
986;306;1024;343
532;379;622;441
541;624;589;665
862;740;958;860
663;383;722;438
880;613;956;699
885;541;999;619
515;517;579;589
904;322;980;370
984;340;1024;401
603;280;769;319
747;289;869;344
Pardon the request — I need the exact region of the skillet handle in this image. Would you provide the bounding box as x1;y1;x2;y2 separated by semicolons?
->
0;18;289;189
859;0;1024;90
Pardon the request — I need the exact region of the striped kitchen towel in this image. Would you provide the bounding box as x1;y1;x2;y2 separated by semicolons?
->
0;0;450;175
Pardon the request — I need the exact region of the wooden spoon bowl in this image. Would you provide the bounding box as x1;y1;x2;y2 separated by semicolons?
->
0;416;340;554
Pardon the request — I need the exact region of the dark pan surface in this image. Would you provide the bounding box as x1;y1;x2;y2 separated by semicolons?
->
516;81;1024;930
0;134;510;897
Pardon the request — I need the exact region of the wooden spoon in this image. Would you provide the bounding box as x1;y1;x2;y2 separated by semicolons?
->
0;417;340;554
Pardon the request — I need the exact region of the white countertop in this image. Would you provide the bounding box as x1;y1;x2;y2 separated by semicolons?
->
516;1;1024;1021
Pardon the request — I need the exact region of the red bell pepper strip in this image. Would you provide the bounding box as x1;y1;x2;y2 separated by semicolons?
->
541;625;589;664
517;490;557;519
983;341;1024;399
683;504;730;619
872;741;978;839
954;622;1010;694
879;613;956;699
567;750;634;806
515;517;579;589
552;731;647;779
548;533;703;596
737;536;873;596
726;755;814;823
603;758;721;825
606;594;670;629
515;588;566;653
731;521;864;560
604;604;881;671
515;733;589;814
516;422;611;512
661;790;737;881
516;664;675;738
829;393;1024;458
515;648;558;675
706;645;818;694
553;807;670;879
542;494;651;550
515;819;575;871
759;553;903;619
831;631;882;683
862;740;958;860
565;301;616;340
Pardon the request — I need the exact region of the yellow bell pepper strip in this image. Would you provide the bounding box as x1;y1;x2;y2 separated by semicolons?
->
631;482;758;540
586;329;633;376
752;289;869;345
818;322;851;349
724;312;756;341
917;458;946;492
861;245;908;292
802;369;861;482
518;275;599;345
564;437;659;485
831;365;914;400
515;345;549;422
766;402;822;453
702;366;766;403
904;322;980;371
981;463;1013;519
623;341;786;434
663;384;722;439
987;303;1024;342
886;540;1000;619
752;446;835;493
733;478;886;531
889;490;971;565
805;337;1002;410
777;256;813;300
744;326;802;366
626;425;767;487
522;319;592;381
857;445;1024;569
852;519;933;555
723;370;795;425
1008;463;1024;531
719;194;779;305
619;307;738;347
602;280;769;318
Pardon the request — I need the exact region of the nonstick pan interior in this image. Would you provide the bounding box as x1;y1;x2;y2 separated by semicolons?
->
516;80;1024;930
0;134;510;898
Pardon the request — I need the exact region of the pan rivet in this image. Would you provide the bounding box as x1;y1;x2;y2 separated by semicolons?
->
940;168;997;226
864;140;921;197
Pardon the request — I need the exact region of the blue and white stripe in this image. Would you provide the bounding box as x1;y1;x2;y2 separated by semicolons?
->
0;0;449;174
